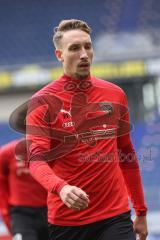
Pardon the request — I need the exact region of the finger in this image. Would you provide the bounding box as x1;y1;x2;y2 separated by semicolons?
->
66;195;88;210
65;201;81;211
137;233;147;240
65;197;82;207
71;206;81;211
72;188;89;202
140;233;147;240
68;192;89;206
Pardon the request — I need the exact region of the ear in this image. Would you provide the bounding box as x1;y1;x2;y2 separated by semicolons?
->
55;49;64;62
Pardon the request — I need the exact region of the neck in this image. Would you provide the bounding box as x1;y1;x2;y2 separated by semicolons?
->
63;72;90;81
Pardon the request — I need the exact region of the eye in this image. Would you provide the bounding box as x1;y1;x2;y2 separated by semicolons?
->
85;44;92;50
69;45;80;51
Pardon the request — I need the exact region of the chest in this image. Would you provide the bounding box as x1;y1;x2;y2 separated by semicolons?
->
51;91;121;131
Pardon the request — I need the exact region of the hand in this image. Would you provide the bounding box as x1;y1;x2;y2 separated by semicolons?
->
59;185;89;211
133;216;148;240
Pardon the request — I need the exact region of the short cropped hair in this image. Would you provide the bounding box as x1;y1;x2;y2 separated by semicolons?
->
53;19;92;49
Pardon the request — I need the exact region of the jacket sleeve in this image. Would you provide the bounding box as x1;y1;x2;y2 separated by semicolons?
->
26;95;68;195
117;92;147;216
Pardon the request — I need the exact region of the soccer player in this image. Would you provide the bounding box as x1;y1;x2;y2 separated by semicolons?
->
13;19;148;240
0;139;48;240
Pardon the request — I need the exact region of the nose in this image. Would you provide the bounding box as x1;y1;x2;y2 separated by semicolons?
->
80;48;88;60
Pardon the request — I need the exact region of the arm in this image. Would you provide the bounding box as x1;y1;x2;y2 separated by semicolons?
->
26;95;67;193
29;161;89;211
118;142;147;216
0;147;12;233
27;95;89;210
117;93;148;240
119;141;148;240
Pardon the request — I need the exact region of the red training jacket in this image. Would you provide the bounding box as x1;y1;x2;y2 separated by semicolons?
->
26;75;147;226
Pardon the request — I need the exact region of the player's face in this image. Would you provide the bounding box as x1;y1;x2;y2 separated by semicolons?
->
55;30;93;80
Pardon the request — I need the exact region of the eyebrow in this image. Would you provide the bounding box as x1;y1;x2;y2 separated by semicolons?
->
68;42;92;48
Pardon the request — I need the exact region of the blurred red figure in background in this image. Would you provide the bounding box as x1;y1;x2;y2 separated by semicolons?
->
0;139;48;240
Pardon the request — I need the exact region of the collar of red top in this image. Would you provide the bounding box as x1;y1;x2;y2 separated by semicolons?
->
62;74;91;82
61;74;93;92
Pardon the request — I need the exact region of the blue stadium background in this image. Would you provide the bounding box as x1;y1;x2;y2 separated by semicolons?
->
0;0;160;239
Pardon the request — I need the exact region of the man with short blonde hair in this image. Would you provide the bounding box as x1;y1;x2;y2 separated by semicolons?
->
12;19;148;240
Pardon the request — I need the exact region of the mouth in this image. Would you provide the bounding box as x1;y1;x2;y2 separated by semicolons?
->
78;62;90;68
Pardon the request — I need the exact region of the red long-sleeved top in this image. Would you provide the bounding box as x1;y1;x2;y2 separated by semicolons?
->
0;139;47;229
26;75;147;226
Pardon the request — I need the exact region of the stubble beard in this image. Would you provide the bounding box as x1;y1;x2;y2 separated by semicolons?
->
74;70;90;80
